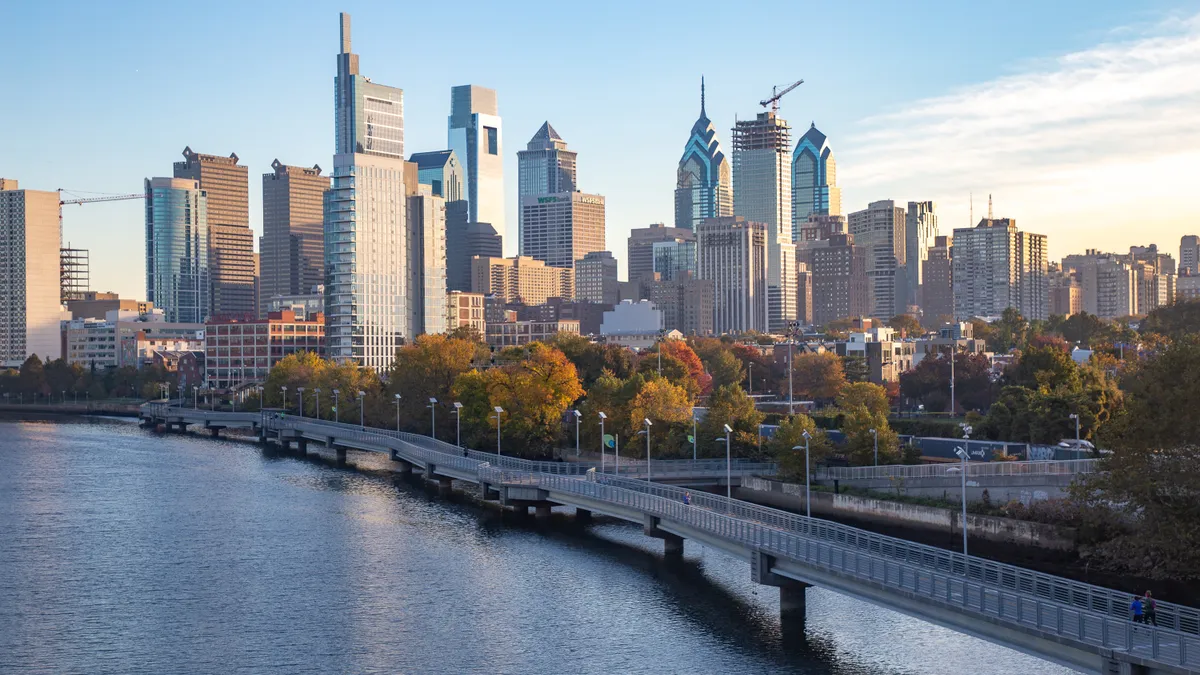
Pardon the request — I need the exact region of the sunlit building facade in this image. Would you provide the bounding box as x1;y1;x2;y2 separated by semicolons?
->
145;177;210;324
449;85;504;236
790;123;841;242
675;80;732;233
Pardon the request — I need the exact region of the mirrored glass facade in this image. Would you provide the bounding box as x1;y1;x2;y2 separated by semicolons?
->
145;177;210;324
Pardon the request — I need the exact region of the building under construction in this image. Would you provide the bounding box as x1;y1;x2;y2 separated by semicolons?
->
60;245;89;303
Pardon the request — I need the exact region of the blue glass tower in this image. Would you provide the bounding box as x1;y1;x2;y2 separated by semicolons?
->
791;123;842;242
675;79;733;232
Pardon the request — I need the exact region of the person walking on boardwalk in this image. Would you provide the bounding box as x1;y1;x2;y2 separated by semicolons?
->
1130;596;1145;623
1143;591;1158;626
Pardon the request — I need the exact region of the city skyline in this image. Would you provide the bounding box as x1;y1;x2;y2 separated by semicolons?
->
4;2;1200;300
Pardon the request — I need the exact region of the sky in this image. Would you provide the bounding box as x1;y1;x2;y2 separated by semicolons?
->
2;0;1199;300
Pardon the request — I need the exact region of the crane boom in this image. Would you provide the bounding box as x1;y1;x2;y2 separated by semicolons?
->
759;79;804;112
58;191;144;206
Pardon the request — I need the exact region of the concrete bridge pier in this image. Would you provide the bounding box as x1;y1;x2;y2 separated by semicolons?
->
295;438;308;455
436;476;453;497
535;504;553;520
479;482;499;500
644;515;684;558
209;427;221;438
575;508;592;524
751;550;811;626
335;447;348;463
392;458;414;475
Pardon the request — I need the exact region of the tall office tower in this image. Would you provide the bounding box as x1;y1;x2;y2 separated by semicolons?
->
325;12;411;369
796;213;847;267
848;200;907;319
628;223;695;282
675;80;733;232
449;85;504;236
518;192;605;269
411;150;470;292
733;111;795;332
696;216;768;334
471;256;573;305
446;221;502;292
645;272;715;336
652;238;697;281
145;177;210;324
60;246;89;303
0;180;61;366
811;233;868;327
407;186;447;336
921;235;954;320
409;150;464;202
790;123;841;241
260;161;328;312
796;262;813;325
173;147;255;318
518;122;578;254
951;217;1048;321
1134;261;1175;314
575;250;619;304
904;201;938;311
1180;235;1200;275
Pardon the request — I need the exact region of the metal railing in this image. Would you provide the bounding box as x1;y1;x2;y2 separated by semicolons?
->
815;458;1099;481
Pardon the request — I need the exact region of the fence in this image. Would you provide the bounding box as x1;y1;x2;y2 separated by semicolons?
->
815;458;1099;481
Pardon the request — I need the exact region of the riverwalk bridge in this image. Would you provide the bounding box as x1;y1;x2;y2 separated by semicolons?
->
139;404;1199;675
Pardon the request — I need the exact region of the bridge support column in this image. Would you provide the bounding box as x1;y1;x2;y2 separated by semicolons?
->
535;504;552;520
393;458;413;475
437;477;453;497
480;482;499;500
575;508;592;523
295;438;307;455
336;447;347;463
751;549;811;625
644;515;684;558
209;427;220;438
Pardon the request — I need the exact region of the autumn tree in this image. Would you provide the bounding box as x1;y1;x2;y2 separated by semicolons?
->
841;406;900;466
388;333;487;435
706;349;745;390
887;314;924;338
698;384;764;458
627;377;694;458
837;381;890;417
899;352;994;413
767;414;833;480
785;352;845;403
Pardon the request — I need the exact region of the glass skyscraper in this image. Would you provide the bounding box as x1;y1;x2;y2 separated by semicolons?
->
790;123;842;243
145;177;209;324
449;85;505;239
675;80;732;232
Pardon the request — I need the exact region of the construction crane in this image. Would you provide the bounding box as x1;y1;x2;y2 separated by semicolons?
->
58;189;144;206
759;79;804;113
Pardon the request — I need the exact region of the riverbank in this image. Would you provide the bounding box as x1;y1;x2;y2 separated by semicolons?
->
0;402;141;417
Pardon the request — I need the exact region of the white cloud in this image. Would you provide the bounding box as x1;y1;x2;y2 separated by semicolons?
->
839;14;1200;257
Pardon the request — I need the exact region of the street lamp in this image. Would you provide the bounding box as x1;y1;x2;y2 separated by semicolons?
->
572;409;582;457
794;429;813;519
428;397;438;438
281;386;288;412
870;427;878;466
598;412;608;473
297;387;306;417
332;389;340;423
453;402;463;447
1068;413;1080;446
313;388;321;420
394;394;402;432
637;418;653;482
719;423;733;499
954;446;970;556
787;321;798;414
357;390;366;428
691;407;698;461
491;406;504;456
193;385;199;409
748;361;753;395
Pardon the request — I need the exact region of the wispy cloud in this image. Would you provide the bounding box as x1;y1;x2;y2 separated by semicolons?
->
840;14;1200;253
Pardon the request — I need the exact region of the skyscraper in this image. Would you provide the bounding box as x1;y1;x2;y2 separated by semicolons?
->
952;217;1048;321
922;235;954;321
575;250;620;305
325;13;411;369
145;177;210;324
518;122;577;196
811;233;868;327
173;147;255;318
627;223;695;283
733;111;796;332
904;201;938;312
446;221;502;293
407;186;447;336
0;179;61;366
790;122;841;242
675;80;732;232
849;200;907;319
449;85;504;237
409;150;464;202
260;160;328;311
1180;235;1199;276
519;192;605;269
697;216;768;334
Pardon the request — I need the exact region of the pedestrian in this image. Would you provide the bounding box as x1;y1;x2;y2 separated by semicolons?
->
1144;591;1158;626
1130;596;1144;623
683;492;691;505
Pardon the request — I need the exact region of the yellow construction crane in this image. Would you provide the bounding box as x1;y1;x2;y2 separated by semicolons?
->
760;79;804;113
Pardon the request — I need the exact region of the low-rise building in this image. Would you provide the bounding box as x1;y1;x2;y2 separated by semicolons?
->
66;291;153;320
644;273;715;336
63;309;203;369
204;309;324;389
153;350;205;393
485;319;579;347
600;300;669;350
447;291;487;337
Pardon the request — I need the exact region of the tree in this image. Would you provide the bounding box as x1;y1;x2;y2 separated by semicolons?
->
841;407;899;466
1059;312;1106;347
899;352;994;414
1138;298;1200;340
389;334;487;435
18;355;48;397
786;352;844;403
841;355;868;383
263;351;331;410
478;343;584;457
657;339;711;394
989;307;1029;353
888;314;924;338
627;377;692;429
706;349;745;390
1005;344;1079;391
1070;338;1200;580
837;381;889;417
697;385;764;458
636;352;698;399
767;414;833;480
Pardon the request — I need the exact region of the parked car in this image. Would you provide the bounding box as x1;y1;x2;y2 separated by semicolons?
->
1057;439;1096;451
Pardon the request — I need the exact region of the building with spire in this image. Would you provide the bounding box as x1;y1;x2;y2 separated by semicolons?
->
790;122;841;242
449;85;504;240
324;12;413;370
518;122;578;254
732;110;796;333
675;79;732;232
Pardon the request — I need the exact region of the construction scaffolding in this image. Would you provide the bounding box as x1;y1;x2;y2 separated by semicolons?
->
60;245;90;303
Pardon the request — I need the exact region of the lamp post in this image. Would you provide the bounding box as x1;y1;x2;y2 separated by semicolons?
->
491;406;504;456
394;394;402;432
598;412;607;473
428;397;438;438
788;321;797;414
691;407;698;461
356;390;366;428
297;387;306;417
1069;413;1080;445
954;446;970;556
572;409;581;456
948;343;957;416
870;427;878;466
193;385;199;409
720;423;733;499
794;429;813;519
638;418;653;482
332;389;339;423
313;388;321;420
280;386;288;412
453;402;463;447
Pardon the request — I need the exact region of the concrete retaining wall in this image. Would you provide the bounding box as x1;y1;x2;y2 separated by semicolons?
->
815;473;1075;503
738;476;1077;551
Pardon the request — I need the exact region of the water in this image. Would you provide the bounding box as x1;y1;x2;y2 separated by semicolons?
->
0;418;1073;674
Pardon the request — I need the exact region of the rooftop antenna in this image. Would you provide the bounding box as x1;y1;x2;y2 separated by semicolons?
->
701;76;706;115
988;193;993;220
969;192;973;226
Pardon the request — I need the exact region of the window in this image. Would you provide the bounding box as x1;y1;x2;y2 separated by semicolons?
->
485;127;498;155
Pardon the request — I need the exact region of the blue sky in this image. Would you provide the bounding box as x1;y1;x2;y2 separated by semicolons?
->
2;0;1199;299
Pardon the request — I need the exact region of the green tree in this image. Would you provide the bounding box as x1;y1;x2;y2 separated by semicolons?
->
706;349;745;390
989;307;1029;352
837;381;890;416
1006;343;1079;391
698;385;764;458
18;355;48;397
767;414;833;480
1138;298;1200;340
842;407;899;466
887;314;924;338
1059;312;1106;346
841;355;869;383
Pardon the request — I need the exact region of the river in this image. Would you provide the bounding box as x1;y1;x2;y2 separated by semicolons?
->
0;418;1073;674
